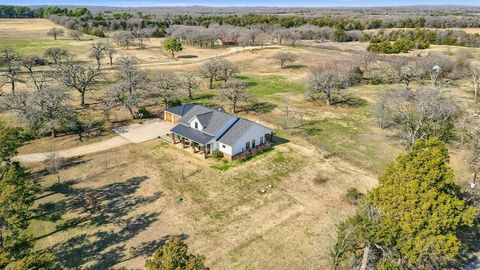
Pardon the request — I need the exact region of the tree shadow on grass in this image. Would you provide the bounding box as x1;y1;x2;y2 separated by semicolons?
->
285;64;307;69
289;121;324;136
32;156;90;179
331;95;368;108
126;233;189;262
242;101;277;114
34;176;164;269
191;93;215;101
50;212;160;269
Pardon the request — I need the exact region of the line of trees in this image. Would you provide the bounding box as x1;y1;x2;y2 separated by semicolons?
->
11;5;478;29
366;29;480;53
1;44;254;138
0;122;56;269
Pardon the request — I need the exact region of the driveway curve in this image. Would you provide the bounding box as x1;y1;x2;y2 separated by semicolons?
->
15;119;172;163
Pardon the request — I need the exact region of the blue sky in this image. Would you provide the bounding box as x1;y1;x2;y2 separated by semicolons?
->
4;0;480;7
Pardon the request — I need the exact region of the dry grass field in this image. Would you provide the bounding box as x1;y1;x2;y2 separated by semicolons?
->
1;18;479;269
0;19;239;64
27;136;377;269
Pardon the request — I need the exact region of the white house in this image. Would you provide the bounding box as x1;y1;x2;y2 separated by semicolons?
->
165;104;273;159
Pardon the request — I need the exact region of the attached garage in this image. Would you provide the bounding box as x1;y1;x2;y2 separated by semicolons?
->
164;111;181;124
163;104;197;124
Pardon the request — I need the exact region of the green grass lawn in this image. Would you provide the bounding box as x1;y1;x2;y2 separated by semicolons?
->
238;74;305;99
235;74;403;173
0;39;91;56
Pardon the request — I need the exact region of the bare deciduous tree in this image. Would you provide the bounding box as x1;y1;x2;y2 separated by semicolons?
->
150;71;180;110
44;152;64;182
133;29;151;49
44;47;70;65
47;27;65;40
376;87;459;146
112;31;135;49
217;59;238;86
306;68;351;105
105;42;116;66
20;55;48;91
200;58;221;89
89;41;107;69
273;52;298;69
0;48;23;95
355;52;376;72
470;65;480;103
220;80;249;113
182;72;199;100
30;86;77;137
104;84;142;119
69;30;83;41
104;55;148;119
57;59;102;107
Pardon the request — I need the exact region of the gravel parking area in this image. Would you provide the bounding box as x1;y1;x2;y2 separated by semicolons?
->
113;119;173;143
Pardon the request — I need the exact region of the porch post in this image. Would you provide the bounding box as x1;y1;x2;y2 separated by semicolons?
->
181;137;186;148
171;133;176;144
203;146;207;158
192;143;196;153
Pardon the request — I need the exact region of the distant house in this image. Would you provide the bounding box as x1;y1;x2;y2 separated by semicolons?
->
214;37;239;46
164;104;273;160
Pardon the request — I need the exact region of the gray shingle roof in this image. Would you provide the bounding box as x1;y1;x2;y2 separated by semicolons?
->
171;124;214;145
202;111;237;135
179;105;237;136
169;104;272;147
218;119;272;146
179;106;213;126
195;111;213;128
165;104;197;116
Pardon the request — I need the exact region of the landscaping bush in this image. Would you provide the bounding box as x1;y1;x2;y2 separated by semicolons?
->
212;149;224;159
370;77;383;85
167;98;182;107
138;107;153;118
346;187;363;204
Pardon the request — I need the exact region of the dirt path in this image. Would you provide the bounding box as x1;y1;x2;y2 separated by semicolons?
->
135;45;280;67
14;136;130;163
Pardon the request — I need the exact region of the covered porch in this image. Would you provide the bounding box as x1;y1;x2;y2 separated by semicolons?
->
169;124;214;159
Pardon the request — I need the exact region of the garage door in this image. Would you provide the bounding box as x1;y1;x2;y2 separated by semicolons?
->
165;112;173;123
173;115;181;123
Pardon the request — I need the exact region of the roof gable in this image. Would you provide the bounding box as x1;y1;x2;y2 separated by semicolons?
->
218;119;271;146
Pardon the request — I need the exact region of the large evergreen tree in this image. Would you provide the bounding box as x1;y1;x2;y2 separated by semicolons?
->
370;138;477;267
0;123;55;268
333;138;478;269
145;237;208;270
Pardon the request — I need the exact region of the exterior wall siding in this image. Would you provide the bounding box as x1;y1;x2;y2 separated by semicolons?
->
218;142;233;156
231;125;271;156
189;117;204;131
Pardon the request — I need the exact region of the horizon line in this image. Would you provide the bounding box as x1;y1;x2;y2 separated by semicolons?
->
10;4;480;8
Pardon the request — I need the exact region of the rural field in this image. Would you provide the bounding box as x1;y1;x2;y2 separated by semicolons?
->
1;5;480;270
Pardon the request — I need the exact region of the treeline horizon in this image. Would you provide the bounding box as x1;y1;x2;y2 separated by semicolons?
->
1;5;480;29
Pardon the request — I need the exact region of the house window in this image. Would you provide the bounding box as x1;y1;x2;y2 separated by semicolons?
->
260;136;264;144
246;141;251;149
252;139;256;148
194;122;198;129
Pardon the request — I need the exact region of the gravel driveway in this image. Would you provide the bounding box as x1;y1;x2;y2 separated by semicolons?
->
15;119;172;163
113;119;173;143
